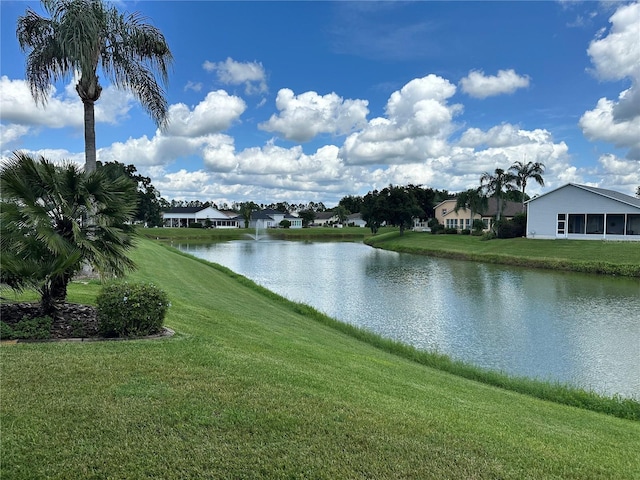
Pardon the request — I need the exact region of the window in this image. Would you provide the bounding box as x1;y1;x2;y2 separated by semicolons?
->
606;214;625;235
586;214;604;234
627;214;640;235
567;214;585;234
442;208;447;215
557;214;565;235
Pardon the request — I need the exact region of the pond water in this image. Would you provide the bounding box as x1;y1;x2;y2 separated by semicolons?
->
177;239;640;399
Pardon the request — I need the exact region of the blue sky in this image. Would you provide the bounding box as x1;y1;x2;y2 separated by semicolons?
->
1;1;639;207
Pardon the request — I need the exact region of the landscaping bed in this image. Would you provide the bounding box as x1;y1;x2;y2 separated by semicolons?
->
1;302;99;340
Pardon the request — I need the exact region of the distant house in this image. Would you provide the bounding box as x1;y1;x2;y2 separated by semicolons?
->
249;209;302;229
526;183;640;241
312;211;338;226
346;213;366;227
434;198;524;230
162;206;239;228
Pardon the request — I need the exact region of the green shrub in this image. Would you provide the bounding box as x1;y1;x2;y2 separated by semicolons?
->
188;222;203;229
472;219;485;235
0;316;52;340
461;228;471;235
444;227;458;234
97;282;170;338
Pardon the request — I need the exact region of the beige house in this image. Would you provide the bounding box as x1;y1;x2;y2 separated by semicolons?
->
434;198;524;230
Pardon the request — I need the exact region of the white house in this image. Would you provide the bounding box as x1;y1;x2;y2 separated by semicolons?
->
346;213;367;227
526;183;640;241
249;209;302;229
162;206;239;228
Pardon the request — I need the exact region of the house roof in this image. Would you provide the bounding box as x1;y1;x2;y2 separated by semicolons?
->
315;211;337;220
526;183;640;209
440;198;523;217
164;206;209;214
250;209;298;220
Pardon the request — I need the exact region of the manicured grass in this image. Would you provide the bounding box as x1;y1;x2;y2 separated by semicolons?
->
2;239;639;478
138;225;376;242
366;231;640;276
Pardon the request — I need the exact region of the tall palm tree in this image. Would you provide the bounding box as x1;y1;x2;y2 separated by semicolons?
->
16;0;173;172
1;152;138;314
509;160;545;208
454;187;488;231
480;168;517;223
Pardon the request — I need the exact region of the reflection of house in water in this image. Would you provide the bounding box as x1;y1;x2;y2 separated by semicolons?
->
434;198;523;231
526;183;640;241
162;206;239;228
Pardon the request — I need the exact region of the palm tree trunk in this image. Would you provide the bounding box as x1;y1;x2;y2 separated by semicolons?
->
83;100;97;173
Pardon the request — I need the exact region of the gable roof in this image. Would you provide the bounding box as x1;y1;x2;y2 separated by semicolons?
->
164;206;209;214
526;183;640;209
250;209;298;220
438;198;523;217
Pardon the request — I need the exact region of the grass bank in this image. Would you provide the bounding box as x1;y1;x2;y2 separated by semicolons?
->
2;239;639;478
366;231;640;277
138;225;375;242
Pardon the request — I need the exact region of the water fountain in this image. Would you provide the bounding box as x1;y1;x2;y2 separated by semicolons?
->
245;222;266;241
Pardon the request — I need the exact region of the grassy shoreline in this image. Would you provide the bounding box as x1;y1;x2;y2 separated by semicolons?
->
2;237;639;478
365;230;640;277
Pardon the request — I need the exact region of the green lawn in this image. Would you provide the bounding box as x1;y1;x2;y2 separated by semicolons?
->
2;239;639;479
138;225;375;242
366;231;640;276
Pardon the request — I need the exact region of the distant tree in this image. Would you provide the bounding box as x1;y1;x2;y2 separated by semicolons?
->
380;185;423;235
1;152;137;315
334;205;350;225
361;190;385;234
509;160;545;209
298;209;316;227
454;188;488;231
17;0;172;172
339;195;363;214
636;186;640;198
480;168;517;222
100;161;164;227
238;201;259;228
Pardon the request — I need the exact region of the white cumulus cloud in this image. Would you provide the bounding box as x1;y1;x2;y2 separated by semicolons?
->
340;75;461;165
459;69;530;99
259;89;370;142
165;90;246;137
203;57;268;95
580;1;640;160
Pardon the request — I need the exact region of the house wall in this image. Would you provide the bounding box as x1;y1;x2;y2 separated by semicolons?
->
163;207;239;228
526;185;640;240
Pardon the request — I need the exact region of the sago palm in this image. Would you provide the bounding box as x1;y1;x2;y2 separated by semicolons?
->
0;152;138;314
509;160;545;208
16;0;172;172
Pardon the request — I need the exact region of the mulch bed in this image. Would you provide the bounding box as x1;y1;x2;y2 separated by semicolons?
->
1;302;100;340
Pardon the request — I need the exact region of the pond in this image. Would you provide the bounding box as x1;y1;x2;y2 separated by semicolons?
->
177;238;640;399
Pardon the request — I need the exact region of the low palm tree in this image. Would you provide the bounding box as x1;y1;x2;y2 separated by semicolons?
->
454;187;488;231
509;160;545;208
1;152;138;314
17;0;173;172
480;168;517;223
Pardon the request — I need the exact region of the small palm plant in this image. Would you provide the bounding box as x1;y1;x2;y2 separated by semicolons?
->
1;152;138;314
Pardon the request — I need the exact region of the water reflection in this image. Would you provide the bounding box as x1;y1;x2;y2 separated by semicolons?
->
178;240;640;399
